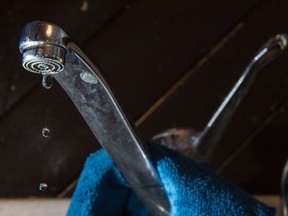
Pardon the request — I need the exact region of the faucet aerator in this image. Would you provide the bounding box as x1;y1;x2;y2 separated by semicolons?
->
22;44;65;75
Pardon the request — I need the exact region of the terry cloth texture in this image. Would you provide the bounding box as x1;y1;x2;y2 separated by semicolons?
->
68;144;276;216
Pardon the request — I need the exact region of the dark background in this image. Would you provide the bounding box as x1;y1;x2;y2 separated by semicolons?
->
1;0;288;198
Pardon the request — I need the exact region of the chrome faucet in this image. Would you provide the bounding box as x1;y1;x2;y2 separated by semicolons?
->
153;34;288;162
19;21;170;216
19;21;288;215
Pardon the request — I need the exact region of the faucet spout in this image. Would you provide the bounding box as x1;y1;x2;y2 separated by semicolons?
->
19;21;170;216
193;34;288;161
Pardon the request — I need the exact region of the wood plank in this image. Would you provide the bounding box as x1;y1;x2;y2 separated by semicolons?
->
83;0;262;119
216;97;288;194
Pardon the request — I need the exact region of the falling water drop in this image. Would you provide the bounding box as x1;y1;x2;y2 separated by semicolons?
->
42;127;51;138
39;183;48;191
42;75;53;89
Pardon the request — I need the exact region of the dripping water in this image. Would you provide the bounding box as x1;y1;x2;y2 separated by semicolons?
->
42;127;51;138
39;183;48;191
39;127;51;191
38;72;53;191
42;75;53;89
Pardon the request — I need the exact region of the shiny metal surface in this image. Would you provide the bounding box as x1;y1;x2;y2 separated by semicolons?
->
153;34;288;162
282;159;288;216
19;21;67;75
193;34;287;161
19;21;170;216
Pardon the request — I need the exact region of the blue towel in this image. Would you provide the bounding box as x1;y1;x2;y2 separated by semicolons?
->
68;144;276;216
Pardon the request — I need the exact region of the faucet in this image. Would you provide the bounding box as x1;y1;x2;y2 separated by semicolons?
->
19;21;170;216
153;34;288;162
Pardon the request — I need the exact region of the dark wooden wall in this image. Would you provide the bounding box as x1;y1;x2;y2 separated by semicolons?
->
1;0;288;197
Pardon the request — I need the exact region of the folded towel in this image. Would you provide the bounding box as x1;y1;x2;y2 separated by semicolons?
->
68;144;276;216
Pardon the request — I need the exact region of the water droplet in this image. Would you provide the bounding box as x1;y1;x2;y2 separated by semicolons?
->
42;75;53;89
39;183;48;191
42;127;51;138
